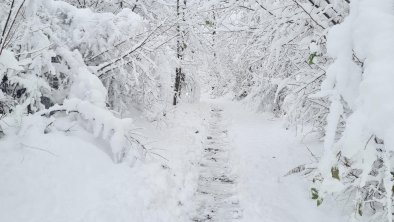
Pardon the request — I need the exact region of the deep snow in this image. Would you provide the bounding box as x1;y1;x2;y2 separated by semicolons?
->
209;98;347;222
0;98;347;221
0;103;210;222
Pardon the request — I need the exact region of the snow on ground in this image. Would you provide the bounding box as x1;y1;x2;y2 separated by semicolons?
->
192;105;242;222
0;103;210;222
211;97;348;222
1;97;349;221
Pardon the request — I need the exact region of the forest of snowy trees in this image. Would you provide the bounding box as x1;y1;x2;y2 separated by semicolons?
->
1;0;393;221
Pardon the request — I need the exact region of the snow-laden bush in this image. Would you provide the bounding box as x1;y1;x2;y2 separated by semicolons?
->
0;0;151;163
311;0;394;220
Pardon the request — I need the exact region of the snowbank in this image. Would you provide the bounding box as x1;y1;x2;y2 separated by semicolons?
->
0;103;210;222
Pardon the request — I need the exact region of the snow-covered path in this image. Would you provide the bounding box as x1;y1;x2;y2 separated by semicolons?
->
198;99;347;222
192;105;242;222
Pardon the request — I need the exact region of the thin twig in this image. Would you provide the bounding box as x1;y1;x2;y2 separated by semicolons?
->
21;143;58;157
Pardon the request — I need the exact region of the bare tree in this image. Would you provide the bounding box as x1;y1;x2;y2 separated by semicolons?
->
173;0;187;105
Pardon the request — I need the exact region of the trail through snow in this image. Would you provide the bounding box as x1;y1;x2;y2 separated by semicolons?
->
189;98;348;222
192;105;242;222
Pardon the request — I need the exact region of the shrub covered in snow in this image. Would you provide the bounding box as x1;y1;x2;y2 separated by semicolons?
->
0;0;154;163
311;0;394;220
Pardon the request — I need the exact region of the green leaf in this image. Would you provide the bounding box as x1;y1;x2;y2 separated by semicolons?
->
357;202;363;216
311;188;319;200
317;198;323;207
307;52;317;65
205;20;214;27
311;188;323;206
331;167;340;180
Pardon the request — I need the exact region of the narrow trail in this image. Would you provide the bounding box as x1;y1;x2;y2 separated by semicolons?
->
192;105;242;222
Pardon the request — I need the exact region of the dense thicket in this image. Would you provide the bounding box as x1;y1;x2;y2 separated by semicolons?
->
2;0;393;221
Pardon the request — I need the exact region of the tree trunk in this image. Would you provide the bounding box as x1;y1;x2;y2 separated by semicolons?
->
173;0;186;105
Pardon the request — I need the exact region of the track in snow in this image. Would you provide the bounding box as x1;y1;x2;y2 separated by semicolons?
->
192;106;242;222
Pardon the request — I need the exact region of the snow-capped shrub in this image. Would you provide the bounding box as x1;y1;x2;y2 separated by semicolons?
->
0;0;151;163
312;0;394;220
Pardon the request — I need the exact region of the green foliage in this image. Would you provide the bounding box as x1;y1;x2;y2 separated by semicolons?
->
311;188;323;206
205;20;214;27
317;198;323;207
311;188;319;199
331;167;340;180
357;202;363;216
307;52;317;65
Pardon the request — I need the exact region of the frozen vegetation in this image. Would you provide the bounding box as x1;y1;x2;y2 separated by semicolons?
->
0;0;393;221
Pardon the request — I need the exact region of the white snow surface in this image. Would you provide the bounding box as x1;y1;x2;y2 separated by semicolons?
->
0;98;347;221
213;98;346;222
0;103;210;222
0;50;23;71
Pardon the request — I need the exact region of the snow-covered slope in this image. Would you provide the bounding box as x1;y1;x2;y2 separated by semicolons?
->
0;103;210;222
